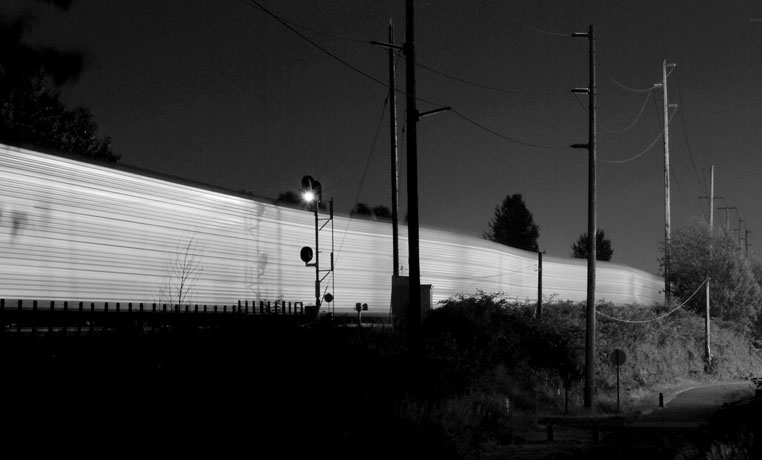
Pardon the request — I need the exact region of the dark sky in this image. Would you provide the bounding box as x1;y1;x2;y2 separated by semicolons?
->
12;0;762;274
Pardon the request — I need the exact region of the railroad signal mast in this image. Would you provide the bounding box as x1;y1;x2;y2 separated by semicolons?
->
299;175;334;314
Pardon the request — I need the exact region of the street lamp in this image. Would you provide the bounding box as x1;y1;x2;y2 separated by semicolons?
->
299;175;334;316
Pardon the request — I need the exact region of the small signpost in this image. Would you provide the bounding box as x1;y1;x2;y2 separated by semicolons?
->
609;349;627;413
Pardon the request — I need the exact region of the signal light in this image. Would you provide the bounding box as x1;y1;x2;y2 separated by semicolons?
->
301;175;322;204
324;293;333;303
300;246;313;264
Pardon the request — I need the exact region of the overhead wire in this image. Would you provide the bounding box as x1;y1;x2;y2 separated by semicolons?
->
416;61;561;95
599;108;676;164
601;66;673;93
657;70;708;220
674;68;709;197
450;109;568;149
573;89;655;134
237;0;370;43
241;0;562;150
472;0;571;37
239;0;391;89
332;92;390;279
596;278;708;323
601;90;654;134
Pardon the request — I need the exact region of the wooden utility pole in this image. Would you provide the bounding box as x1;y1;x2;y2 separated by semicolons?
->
537;252;543;318
572;25;596;411
405;0;421;347
388;21;400;277
706;165;713;363
737;218;745;248
717;206;737;235
661;59;677;303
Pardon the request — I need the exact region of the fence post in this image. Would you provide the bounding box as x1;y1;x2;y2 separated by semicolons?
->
89;302;95;335
17;299;22;334
48;301;54;336
77;301;83;334
30;300;37;335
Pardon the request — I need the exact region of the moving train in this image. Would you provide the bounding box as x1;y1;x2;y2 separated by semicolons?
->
0;144;664;316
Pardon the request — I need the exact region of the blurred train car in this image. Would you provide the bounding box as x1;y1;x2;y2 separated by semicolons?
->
0;144;664;316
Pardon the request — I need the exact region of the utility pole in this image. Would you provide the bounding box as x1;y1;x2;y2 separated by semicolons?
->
659;59;677;303
537;252;543;318
745;229;752;255
717;206;737;235
373;6;449;346
737;218;745;248
405;0;421;349
388;20;400;277
706;165;713;364
571;25;596;411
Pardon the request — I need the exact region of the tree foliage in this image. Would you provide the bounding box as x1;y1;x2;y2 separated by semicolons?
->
662;217;762;331
571;229;614;261
350;203;392;220
483;194;540;252
0;2;118;162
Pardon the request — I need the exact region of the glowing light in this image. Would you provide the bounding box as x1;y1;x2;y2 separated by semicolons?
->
302;190;316;203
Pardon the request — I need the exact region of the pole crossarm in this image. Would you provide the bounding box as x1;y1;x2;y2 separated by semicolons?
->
418;106;451;118
369;40;404;51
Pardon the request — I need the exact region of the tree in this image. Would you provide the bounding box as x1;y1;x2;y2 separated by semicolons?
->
0;2;118;162
350;203;392;220
351;203;373;216
483;194;539;251
662;217;762;331
372;205;392;219
571;229;613;261
158;233;204;307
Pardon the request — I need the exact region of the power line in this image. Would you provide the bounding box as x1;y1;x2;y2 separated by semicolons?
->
473;0;571;37
240;0;391;88
602;90;654;133
237;0;370;43
575;89;655;134
416;61;561;95
242;0;567;151
450;109;568;149
334;94;390;268
601;66;673;93
674;68;708;197
597;278;708;323
599;110;676;164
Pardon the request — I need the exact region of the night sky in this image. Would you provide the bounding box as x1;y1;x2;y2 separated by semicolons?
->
11;0;762;275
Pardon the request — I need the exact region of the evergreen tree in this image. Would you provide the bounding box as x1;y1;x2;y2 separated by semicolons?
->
483;194;540;251
571;229;614;261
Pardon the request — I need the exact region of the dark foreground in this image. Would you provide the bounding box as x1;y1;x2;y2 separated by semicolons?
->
563;383;762;460
3;325;760;460
1;327;457;459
